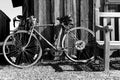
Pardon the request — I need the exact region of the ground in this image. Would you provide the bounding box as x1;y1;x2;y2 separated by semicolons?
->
0;59;120;80
0;64;120;80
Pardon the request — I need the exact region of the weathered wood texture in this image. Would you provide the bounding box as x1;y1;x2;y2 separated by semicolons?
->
95;0;120;71
21;0;93;51
34;0;52;48
33;0;93;38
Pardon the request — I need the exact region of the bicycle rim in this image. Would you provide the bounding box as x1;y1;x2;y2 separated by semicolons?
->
62;27;95;63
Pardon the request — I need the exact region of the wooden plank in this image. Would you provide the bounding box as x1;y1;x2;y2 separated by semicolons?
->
95;27;100;41
108;0;120;3
80;0;89;41
64;0;73;15
95;8;100;40
110;57;120;61
97;41;120;50
95;0;100;8
34;0;52;48
54;0;60;24
80;0;89;28
100;12;120;18
111;18;115;41
119;18;120;41
73;0;77;27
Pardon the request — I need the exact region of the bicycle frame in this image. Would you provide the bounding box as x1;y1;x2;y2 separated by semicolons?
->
24;23;65;51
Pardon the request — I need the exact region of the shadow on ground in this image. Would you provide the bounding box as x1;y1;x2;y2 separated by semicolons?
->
37;59;104;72
0;55;9;65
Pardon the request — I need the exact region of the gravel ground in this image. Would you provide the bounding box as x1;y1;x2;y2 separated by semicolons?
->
0;63;120;80
0;54;119;80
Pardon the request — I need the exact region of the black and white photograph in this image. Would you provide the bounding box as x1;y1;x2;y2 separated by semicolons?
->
0;0;120;79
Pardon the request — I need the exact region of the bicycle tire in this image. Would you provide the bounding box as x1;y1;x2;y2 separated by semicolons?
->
3;30;42;68
62;27;95;63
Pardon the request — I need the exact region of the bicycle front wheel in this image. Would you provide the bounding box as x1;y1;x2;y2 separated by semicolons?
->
62;27;95;63
3;30;42;68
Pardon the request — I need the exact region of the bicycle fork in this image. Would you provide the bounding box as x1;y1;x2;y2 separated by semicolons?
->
22;29;34;51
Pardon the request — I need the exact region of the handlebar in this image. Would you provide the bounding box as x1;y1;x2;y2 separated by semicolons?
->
13;15;73;29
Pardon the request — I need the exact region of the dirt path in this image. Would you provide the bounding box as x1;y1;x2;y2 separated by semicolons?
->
0;61;119;80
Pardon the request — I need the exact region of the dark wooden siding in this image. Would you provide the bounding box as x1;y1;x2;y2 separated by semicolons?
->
0;10;10;42
22;0;94;48
33;0;93;33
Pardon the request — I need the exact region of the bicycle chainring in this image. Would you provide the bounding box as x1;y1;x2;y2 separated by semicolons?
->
75;40;86;50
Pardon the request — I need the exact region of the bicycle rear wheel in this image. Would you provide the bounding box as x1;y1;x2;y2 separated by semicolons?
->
3;30;42;68
62;27;95;63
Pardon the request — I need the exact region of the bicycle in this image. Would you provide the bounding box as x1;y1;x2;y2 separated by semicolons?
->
3;15;96;68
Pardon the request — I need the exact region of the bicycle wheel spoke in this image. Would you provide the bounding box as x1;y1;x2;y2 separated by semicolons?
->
24;50;35;58
25;52;34;64
21;52;29;65
25;47;39;55
14;52;22;65
23;50;35;64
7;50;18;57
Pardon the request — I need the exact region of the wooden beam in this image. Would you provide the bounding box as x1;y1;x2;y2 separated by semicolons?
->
100;12;120;17
97;41;120;50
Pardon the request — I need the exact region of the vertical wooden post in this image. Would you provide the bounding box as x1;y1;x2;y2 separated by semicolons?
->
34;0;51;48
80;0;89;42
73;0;77;26
80;0;89;28
119;18;120;41
104;18;110;72
111;18;115;41
53;0;65;23
95;0;101;40
64;0;74;15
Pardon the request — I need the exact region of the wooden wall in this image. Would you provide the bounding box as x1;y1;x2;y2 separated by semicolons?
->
23;0;93;48
34;0;93;33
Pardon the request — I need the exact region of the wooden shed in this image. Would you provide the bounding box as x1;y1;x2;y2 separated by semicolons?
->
0;10;10;42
